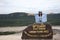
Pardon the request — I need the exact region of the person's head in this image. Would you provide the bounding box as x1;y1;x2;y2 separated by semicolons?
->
38;11;42;16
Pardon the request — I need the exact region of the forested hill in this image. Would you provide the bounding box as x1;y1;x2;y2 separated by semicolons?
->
0;12;60;27
47;14;60;25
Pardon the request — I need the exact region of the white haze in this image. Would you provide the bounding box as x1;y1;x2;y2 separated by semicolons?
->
0;0;60;14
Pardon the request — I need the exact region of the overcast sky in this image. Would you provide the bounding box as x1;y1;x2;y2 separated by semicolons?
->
0;0;60;14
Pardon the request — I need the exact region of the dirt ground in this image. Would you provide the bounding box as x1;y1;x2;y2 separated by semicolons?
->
0;26;60;40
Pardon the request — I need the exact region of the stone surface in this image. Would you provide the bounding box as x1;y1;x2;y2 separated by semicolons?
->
21;23;53;40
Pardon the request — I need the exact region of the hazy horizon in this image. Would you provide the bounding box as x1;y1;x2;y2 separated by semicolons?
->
0;0;60;14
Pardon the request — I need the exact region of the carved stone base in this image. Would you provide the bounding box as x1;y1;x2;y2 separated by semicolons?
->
21;23;53;40
22;39;53;40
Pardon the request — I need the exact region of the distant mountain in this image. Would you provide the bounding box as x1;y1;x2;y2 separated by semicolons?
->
0;12;60;27
0;12;28;19
9;12;28;16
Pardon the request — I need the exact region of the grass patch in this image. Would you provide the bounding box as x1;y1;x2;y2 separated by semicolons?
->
0;31;17;35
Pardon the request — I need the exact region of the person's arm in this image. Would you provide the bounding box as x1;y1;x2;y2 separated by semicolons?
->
42;14;47;22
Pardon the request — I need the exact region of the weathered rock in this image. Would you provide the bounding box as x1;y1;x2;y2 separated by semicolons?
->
21;23;53;40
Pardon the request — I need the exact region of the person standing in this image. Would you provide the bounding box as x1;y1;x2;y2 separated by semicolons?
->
28;11;47;23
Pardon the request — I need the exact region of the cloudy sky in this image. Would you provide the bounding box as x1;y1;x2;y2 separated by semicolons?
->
0;0;60;14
